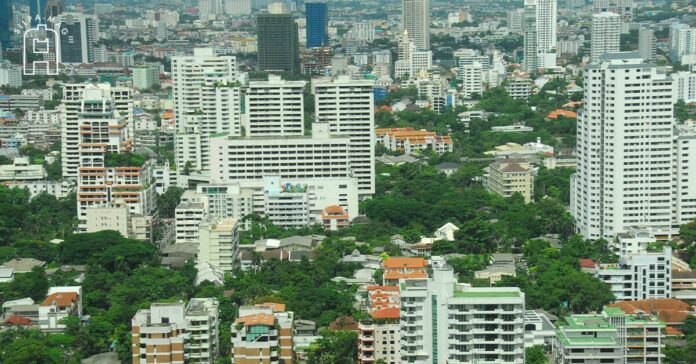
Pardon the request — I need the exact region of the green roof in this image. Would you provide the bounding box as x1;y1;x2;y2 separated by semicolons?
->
453;290;520;298
557;333;620;347
603;307;625;317
400;283;406;291
564;315;615;330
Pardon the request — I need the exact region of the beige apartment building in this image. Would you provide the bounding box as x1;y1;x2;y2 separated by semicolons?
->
231;303;293;364
483;158;534;203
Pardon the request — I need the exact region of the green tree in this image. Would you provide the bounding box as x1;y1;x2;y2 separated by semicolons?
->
525;345;547;364
307;329;358;364
157;186;185;218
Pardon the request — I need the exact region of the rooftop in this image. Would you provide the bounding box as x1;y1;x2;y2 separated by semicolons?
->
453;290;520;298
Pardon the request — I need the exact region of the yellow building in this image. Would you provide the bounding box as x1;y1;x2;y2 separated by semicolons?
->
483;158;534;203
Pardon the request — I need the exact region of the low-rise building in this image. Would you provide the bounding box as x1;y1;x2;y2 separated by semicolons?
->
38;286;82;332
553;314;624;364
595;247;672;301
231;303;293;364
85;203;153;241
523;310;556;348
375;127;453;155
0;157;46;180
382;257;428;285
483;158;535;203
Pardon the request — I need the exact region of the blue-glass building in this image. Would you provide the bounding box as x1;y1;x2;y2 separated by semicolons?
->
29;0;48;26
305;2;328;48
0;0;12;48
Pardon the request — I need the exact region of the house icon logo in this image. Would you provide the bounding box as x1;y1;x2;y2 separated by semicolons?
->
16;15;67;76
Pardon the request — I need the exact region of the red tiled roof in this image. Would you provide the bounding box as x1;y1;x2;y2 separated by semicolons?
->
5;315;33;326
372;308;400;319
235;313;275;326
608;299;692;324
547;109;577;119
367;286;400;292
384;271;428;280
579;259;598;268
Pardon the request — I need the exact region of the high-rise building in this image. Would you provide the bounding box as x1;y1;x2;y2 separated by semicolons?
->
349;22;374;41
507;9;524;34
61;83;134;179
522;0;538;71
313;76;376;197
674;71;696;104
209;123;352;183
669;23;696;64
71;85;156;231
459;62;483;99
53;13;99;64
523;0;557;71
224;0;251;15
132;65;160;90
198;218;240;273
257;13;299;72
0;0;13;49
399;267;525;363
591;12;621;62
592;0;633;34
45;0;63;18
401;0;430;50
29;0;47;25
245;75;305;137
638;27;656;62
570;53;677;240
199;0;222;19
0;60;22;88
305;2;328;48
171;48;240;173
132;299;220;364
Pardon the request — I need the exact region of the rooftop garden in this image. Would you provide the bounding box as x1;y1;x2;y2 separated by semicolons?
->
104;153;148;168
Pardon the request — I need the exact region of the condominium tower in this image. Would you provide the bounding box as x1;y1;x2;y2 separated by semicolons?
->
171;48;240;173
402;0;430;50
571;53;677;240
591;12;621;63
245;75;305;137
305;2;329;48
399;268;525;363
523;0;557;71
314;76;376;197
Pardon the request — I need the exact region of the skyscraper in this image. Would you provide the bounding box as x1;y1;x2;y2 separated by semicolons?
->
590;12;620;62
54;13;99;64
29;0;47;25
522;0;537;71
638;27;656;62
245;75;306;137
402;0;430;50
669;23;696;64
523;0;557;71
0;0;12;49
305;2;328;48
256;13;299;72
571;53;677;240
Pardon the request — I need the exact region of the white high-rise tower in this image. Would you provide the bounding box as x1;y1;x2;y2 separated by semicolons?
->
571;53;677;240
591;12;621;62
523;0;557;71
171;48;240;174
314;76;376;198
402;0;430;50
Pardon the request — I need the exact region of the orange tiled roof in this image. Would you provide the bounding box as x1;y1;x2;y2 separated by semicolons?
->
384;257;427;269
160;110;174;119
41;292;77;307
255;302;286;312
235;313;275;326
5;315;33;326
665;327;683;336
608;299;692;323
384;271;428;280
372;308;400;319
375;127;415;136
367;286;400;292
547;109;577;119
